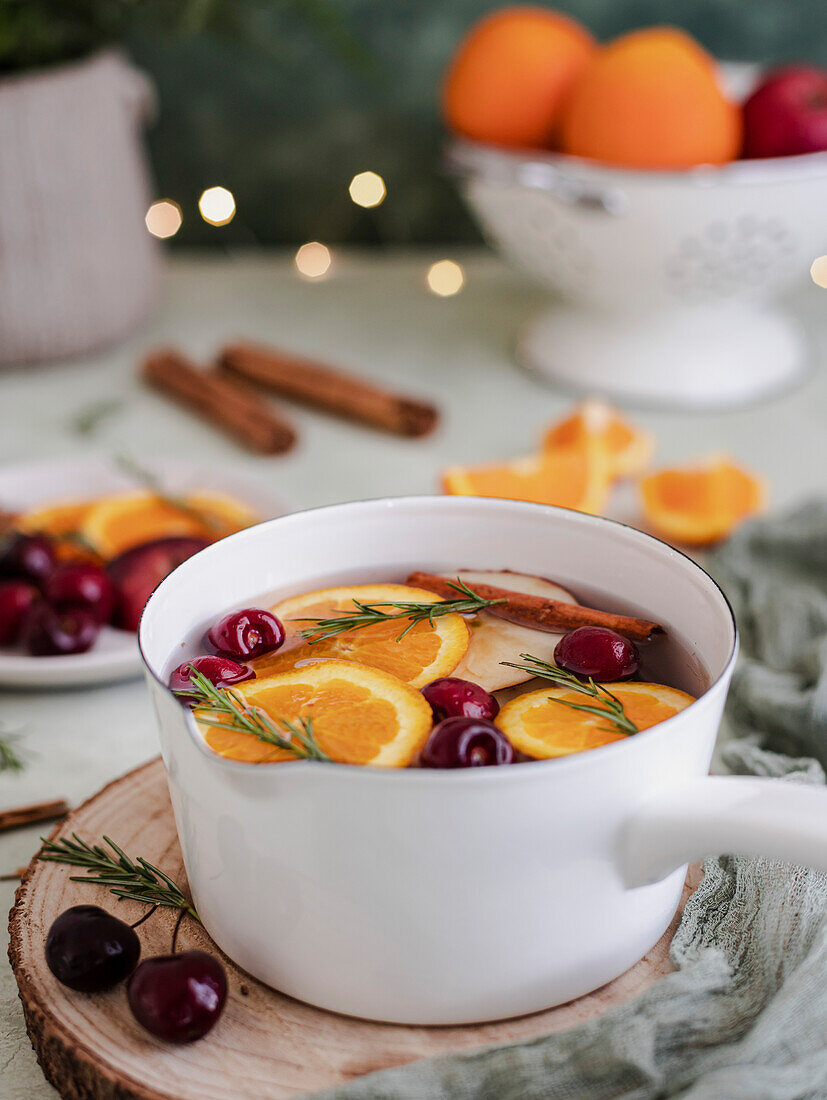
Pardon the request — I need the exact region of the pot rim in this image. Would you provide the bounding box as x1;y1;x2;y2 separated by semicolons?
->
138;495;739;784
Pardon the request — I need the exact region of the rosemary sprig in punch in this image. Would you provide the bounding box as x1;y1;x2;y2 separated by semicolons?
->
500;653;639;737
178;665;330;761
295;578;506;643
37;834;200;921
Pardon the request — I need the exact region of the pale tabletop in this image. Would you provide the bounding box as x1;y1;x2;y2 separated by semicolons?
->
1;250;826;1099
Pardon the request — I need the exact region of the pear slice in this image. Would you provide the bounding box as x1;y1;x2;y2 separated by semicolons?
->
447;571;579;692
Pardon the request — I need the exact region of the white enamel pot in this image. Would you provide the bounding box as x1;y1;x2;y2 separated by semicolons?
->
139;497;827;1025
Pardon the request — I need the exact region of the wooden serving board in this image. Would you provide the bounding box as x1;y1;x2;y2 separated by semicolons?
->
9;759;699;1100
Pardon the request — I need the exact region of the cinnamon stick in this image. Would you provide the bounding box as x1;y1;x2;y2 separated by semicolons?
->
0;799;70;834
218;341;438;438
406;572;663;642
142;349;297;455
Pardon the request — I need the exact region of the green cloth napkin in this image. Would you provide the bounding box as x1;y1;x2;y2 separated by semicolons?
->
315;501;827;1100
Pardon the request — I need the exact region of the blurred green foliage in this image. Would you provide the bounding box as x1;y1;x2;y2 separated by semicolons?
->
1;0;824;243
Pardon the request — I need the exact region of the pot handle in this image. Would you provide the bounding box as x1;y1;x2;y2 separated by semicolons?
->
620;775;827;888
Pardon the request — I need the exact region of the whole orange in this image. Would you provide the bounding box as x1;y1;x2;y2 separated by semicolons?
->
443;6;596;148
560;27;742;168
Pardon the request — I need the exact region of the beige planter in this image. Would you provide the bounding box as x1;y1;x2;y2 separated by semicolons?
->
0;50;159;365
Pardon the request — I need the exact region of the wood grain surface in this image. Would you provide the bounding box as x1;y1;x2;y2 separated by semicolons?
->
8;758;699;1100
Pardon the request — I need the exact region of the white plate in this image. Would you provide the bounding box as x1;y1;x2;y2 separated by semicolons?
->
0;456;287;689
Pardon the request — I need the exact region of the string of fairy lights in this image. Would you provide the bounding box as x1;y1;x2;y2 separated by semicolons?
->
144;170;466;297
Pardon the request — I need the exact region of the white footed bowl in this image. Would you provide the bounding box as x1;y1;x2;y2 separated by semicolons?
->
140;498;827;1024
450;131;827;408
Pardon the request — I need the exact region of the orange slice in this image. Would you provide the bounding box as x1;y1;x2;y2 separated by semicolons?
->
16;498;99;561
199;660;433;766
543;399;654;480
80;490;259;557
497;681;695;759
252;584;470;690
640;455;765;546
441;445;611;515
17;498;96;537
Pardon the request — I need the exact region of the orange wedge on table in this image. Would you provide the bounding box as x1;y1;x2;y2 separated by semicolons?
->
640;456;765;546
252;584;470;690
543;399;654;480
497;681;695;759
441;445;611;515
80;491;259;557
199;660;433;766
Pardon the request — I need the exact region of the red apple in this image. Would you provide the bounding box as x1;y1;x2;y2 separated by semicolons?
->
743;66;827;158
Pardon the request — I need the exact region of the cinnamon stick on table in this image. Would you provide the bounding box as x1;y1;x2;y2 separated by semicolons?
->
406;572;663;642
219;342;438;438
143;349;297;455
0;799;70;834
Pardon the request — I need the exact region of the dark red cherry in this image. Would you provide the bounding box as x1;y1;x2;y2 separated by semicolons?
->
21;603;98;656
554;626;639;682
420;717;514;768
44;562;115;624
45;905;140;992
0;534;55;584
107;537;209;632
0;581;38;644
127;950;227;1043
421;677;499;722
169;655;255;702
207;608;285;660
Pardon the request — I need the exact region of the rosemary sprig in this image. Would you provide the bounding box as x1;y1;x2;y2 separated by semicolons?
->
115;454;224;532
295;579;506;643
70;398;124;437
180;665;330;761
500;653;639;737
36;834;199;922
0;733;24;773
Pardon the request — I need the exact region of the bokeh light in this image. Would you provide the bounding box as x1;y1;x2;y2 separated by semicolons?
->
811;255;827;288
295;241;332;279
426;259;465;297
349;171;386;209
198;186;236;227
145;200;182;239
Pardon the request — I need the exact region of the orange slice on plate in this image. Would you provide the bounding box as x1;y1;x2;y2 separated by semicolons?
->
497;681;694;759
543;399;654;480
16;498;100;560
252;584;470;689
441;444;611;515
640;455;765;546
199;659;433;766
81;490;259;557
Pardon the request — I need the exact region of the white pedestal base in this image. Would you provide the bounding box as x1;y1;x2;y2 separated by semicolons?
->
519;300;809;410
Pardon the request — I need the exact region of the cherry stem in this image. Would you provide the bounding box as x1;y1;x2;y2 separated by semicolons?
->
130;904;159;930
171;908;187;955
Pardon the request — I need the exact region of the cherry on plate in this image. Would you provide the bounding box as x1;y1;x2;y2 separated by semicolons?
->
45;562;115;624
107;537;209;632
45;905;140;992
127;950;227;1043
0;581;38;645
207;607;285;660
170;655;255;702
421;677;499;722
553;626;639;682
420;717;514;768
21;603;99;656
0;534;55;584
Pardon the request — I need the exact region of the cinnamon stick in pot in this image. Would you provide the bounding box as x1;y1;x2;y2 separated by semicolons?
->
218;342;438;438
142;349;297;455
406;572;663;642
